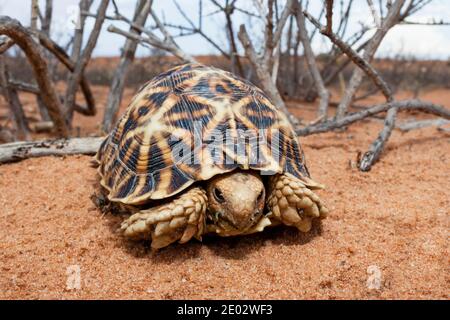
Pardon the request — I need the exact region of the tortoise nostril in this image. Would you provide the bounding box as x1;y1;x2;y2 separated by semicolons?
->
251;209;261;221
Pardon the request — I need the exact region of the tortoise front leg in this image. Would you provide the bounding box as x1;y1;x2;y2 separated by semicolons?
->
120;187;207;249
267;174;328;232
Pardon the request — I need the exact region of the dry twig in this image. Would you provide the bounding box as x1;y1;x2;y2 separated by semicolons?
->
0;137;103;164
64;0;109;124
238;0;296;124
295;1;329;118
102;0;152;133
0;16;69;136
397;118;450;132
296;100;450;136
0;57;30;140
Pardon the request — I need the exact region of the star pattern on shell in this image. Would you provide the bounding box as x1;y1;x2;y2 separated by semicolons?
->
95;63;310;205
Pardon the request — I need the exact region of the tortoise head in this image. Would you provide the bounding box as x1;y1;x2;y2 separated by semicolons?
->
205;170;266;236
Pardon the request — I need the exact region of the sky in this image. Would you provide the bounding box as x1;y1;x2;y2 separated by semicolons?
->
0;0;449;60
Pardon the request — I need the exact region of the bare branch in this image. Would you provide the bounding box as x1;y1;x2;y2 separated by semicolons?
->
400;19;450;26
64;0;109;124
0;16;69;136
71;0;92;62
303;10;393;102
0;137;103;164
367;0;381;27
209;0;244;75
171;0;231;59
238;0;297;125
108;25;196;63
335;0;405;118
359;107;397;171
295;100;450;136
272;0;295;49
30;0;39;31
8;79;39;94
336;0;353;37
102;0;152;133
36;31;96;116
437;127;450;133
41;0;53;36
397;118;450;132
238;24;295;124
0;37;14;54
0;57;30;140
295;2;329;118
325;0;334;33
7;78;90;118
107;3;196;64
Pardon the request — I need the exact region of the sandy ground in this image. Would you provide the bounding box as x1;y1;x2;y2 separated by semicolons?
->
0;87;449;299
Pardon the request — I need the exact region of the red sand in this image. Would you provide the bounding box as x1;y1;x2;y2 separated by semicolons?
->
0;88;449;299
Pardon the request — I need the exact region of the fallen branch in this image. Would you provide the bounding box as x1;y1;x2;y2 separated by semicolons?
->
359;106;397;171
397;118;450;132
437;127;450;133
295;100;450;136
0;137;104;164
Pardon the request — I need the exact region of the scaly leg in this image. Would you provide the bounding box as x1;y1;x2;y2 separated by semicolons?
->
267;174;328;232
120;187;207;249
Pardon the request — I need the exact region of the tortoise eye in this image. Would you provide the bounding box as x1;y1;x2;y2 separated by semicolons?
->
213;188;225;203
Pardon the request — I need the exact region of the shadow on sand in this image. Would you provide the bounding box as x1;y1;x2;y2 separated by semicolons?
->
98;204;324;264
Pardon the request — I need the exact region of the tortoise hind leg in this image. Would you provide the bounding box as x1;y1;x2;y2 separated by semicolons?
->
267;174;328;232
120;187;207;249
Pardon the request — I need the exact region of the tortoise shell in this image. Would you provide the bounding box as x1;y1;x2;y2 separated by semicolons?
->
96;63;311;204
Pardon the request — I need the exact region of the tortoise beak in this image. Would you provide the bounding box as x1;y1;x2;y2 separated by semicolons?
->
207;209;264;236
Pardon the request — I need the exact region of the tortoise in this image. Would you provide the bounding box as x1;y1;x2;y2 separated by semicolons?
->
95;63;328;249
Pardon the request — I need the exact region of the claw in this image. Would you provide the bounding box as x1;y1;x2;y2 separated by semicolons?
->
120;187;207;248
268;173;328;233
